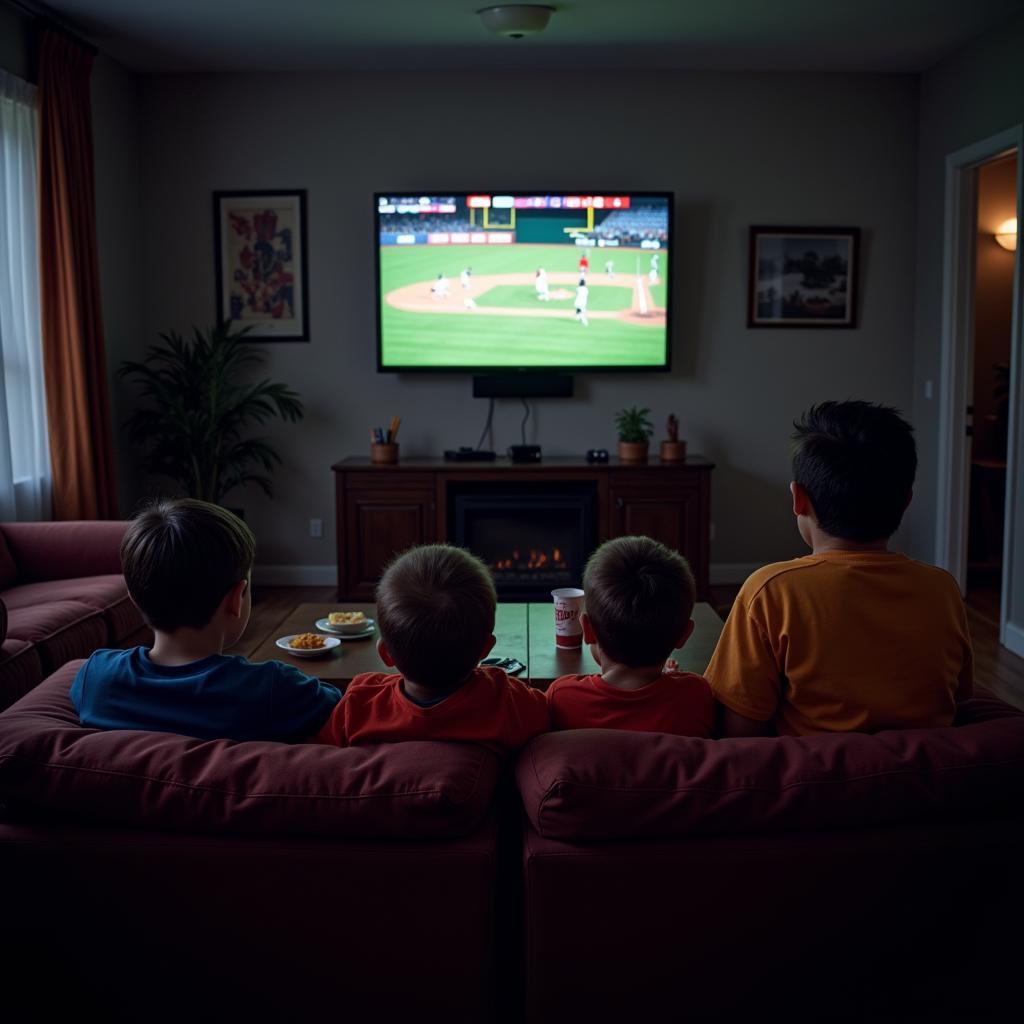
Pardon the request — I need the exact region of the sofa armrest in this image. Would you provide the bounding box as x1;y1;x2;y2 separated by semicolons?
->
0;598;6;645
0;522;127;583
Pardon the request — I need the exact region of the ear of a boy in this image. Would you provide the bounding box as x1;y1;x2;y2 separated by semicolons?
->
676;618;696;648
790;480;807;515
581;613;597;644
479;634;497;660
377;638;396;667
224;579;247;617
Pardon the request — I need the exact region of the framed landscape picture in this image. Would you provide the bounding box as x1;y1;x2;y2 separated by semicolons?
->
748;226;859;328
214;190;309;341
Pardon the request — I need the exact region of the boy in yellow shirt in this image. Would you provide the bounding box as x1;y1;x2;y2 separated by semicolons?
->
706;400;973;736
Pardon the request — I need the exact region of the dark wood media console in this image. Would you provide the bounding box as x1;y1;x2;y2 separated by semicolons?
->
332;455;715;601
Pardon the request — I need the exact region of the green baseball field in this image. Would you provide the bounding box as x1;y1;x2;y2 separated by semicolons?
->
379;243;669;368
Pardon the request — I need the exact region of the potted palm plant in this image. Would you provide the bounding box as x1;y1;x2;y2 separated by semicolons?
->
119;322;304;505
615;406;653;463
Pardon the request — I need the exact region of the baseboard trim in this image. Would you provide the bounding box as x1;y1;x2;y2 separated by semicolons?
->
254;564;336;587
1003;621;1024;659
709;563;760;586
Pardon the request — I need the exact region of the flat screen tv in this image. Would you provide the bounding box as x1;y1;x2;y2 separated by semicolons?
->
376;191;672;372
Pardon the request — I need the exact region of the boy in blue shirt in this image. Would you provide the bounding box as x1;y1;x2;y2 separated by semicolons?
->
71;499;341;741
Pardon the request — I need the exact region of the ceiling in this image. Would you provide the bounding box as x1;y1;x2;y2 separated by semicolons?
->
33;0;1024;74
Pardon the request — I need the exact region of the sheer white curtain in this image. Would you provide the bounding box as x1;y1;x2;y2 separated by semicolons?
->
0;69;50;521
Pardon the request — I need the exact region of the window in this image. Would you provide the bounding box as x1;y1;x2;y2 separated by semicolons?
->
0;68;50;520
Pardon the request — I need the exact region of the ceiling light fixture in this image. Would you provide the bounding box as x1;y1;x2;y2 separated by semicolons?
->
995;217;1018;252
477;5;555;39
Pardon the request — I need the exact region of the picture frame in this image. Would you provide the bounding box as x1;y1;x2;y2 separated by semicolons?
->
214;190;309;341
748;226;859;328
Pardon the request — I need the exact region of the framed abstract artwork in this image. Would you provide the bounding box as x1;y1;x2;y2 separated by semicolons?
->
748;226;859;328
214;190;309;341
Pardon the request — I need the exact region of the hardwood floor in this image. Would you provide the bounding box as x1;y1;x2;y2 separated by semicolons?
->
966;595;1024;710
238;583;1024;709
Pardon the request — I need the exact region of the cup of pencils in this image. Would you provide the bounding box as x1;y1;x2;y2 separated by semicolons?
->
371;417;401;464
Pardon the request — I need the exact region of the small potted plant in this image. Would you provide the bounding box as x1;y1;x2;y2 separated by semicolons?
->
660;413;687;463
615;406;653;463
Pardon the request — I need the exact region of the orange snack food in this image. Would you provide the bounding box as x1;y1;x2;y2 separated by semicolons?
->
289;633;327;650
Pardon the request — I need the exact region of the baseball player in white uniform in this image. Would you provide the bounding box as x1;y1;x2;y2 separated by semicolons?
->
575;278;589;326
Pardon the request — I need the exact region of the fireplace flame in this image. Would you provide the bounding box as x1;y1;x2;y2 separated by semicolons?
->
491;547;568;573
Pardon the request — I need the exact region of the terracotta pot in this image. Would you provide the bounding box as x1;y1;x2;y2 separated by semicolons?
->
659;440;687;463
617;440;649;463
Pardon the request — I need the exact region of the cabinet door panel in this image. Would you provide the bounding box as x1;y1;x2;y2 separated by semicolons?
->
610;487;701;566
344;492;435;598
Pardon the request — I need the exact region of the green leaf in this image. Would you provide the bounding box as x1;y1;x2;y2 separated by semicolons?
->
119;321;305;501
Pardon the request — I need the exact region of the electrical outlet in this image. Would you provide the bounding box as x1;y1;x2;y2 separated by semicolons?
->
710;522;716;541
309;518;323;538
924;379;934;400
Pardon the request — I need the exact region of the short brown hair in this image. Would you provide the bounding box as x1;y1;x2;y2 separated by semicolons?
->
583;536;695;667
121;499;255;631
376;544;496;692
792;400;917;541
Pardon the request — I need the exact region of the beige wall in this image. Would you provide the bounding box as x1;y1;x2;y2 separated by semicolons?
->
133;68;918;575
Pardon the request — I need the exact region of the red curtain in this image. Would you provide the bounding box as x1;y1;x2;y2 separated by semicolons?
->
36;27;117;520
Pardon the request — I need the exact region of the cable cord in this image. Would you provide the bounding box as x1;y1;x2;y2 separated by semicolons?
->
520;398;530;446
475;397;495;451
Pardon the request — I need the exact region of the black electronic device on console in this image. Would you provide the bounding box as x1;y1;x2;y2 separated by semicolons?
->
508;444;542;463
444;447;497;462
473;374;574;399
586;448;609;463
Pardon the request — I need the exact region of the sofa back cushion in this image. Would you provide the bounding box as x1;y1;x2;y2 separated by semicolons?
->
517;697;1024;841
0;663;501;838
0;521;126;582
0;530;17;591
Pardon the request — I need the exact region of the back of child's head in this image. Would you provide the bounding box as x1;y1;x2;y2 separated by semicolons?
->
791;400;917;541
583;536;695;668
121;499;255;631
376;544;496;692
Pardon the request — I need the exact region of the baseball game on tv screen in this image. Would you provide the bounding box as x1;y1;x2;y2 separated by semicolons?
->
376;192;671;372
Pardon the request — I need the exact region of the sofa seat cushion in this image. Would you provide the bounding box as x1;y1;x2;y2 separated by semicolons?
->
1;576;142;643
0;639;43;713
4;602;111;675
0;663;502;839
517;697;1024;841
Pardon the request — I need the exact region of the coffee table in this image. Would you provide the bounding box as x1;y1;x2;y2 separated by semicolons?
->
249;601;722;688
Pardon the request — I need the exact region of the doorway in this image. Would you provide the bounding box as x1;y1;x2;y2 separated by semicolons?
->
936;126;1023;654
967;154;1017;622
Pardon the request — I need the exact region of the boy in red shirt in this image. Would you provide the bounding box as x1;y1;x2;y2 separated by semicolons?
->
315;544;548;753
547;536;714;736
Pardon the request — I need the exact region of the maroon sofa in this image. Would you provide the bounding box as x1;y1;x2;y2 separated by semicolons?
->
0;663;504;1022
516;699;1024;1023
0;521;145;710
2;663;1023;1023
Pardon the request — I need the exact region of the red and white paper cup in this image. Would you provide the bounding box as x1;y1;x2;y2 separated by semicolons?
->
551;587;585;648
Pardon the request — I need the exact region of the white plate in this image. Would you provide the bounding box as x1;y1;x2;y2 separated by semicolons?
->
315;617;376;639
276;634;341;658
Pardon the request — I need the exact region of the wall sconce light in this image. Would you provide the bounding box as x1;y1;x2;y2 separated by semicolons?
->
995;217;1017;251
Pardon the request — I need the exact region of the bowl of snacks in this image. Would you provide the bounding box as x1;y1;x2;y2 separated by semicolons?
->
317;610;375;638
276;632;341;658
